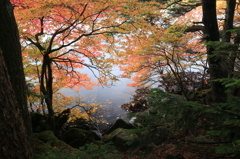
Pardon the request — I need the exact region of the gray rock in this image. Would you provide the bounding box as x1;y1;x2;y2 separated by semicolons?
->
105;119;135;134
103;128;136;151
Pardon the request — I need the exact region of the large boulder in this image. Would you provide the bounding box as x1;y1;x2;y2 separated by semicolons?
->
105;119;135;134
103;128;136;151
34;138;52;154
62;128;95;148
65;118;102;140
34;131;74;154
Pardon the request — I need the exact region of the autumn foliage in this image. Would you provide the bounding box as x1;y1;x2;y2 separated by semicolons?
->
11;0;165;132
6;0;240;158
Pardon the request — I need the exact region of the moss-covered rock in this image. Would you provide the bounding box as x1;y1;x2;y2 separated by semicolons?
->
105;119;135;134
66;117;102;140
34;131;75;154
103;128;136;151
37;131;58;145
62;128;95;148
34;137;52;154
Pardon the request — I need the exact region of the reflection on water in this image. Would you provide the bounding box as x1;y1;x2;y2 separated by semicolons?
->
60;79;135;131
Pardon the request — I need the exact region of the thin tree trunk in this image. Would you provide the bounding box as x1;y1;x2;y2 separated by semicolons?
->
202;0;227;103
222;0;237;79
222;0;236;43
40;54;55;131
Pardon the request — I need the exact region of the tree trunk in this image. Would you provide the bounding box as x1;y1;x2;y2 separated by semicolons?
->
222;0;237;79
222;0;236;43
0;0;34;158
202;0;227;103
40;54;55;131
0;48;33;159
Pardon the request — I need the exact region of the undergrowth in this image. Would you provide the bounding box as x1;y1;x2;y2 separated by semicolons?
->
36;142;123;159
126;88;240;158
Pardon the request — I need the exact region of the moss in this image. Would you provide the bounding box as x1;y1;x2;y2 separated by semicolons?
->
34;131;75;155
103;128;125;142
34;137;52;154
103;128;136;151
37;131;58;145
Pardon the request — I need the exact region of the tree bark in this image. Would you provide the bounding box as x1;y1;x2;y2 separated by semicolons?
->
0;48;33;159
0;0;34;158
202;0;227;103
222;0;236;43
40;54;55;131
222;0;237;79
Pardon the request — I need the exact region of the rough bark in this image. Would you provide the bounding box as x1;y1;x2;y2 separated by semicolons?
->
0;0;34;158
202;0;227;103
0;48;33;159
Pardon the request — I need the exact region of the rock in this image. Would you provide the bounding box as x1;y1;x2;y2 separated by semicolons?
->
65;118;102;140
129;117;137;124
62;128;95;148
105;119;135;134
33;138;52;154
91;129;102;140
37;131;58;145
103;128;136;151
34;131;75;154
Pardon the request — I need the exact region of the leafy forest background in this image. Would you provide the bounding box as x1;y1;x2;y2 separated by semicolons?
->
1;0;240;158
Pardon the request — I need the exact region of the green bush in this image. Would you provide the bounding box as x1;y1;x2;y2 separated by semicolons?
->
126;88;202;146
126;88;240;157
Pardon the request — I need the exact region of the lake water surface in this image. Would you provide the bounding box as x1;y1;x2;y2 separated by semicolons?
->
61;77;135;131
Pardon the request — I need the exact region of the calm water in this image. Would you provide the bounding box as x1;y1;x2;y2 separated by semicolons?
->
61;78;135;131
